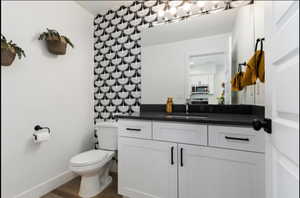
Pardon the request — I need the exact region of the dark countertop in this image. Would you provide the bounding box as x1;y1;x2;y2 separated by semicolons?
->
116;111;263;127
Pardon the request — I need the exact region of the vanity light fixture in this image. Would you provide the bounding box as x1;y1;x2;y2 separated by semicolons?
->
154;0;253;24
230;0;253;8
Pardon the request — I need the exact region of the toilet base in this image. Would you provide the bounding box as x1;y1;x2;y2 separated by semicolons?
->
79;175;112;198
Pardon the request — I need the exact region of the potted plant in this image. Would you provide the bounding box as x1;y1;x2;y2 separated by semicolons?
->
38;28;74;55
1;34;26;66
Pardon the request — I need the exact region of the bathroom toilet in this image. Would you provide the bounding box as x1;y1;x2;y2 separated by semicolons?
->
70;122;118;198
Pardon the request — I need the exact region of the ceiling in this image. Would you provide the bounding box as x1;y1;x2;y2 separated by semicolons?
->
76;1;130;15
142;7;238;46
190;53;225;68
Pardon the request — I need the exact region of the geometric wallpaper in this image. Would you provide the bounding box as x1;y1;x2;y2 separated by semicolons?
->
94;0;160;122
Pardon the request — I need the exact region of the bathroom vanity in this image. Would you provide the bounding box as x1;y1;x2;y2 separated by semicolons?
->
116;105;265;198
115;3;266;198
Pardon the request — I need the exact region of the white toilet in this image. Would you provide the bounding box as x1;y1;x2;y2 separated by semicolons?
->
69;122;118;198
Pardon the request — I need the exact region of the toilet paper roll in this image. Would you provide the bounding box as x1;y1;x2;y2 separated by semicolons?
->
33;131;50;143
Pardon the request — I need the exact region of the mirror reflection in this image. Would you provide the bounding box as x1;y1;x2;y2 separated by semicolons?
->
187;53;227;105
141;3;265;105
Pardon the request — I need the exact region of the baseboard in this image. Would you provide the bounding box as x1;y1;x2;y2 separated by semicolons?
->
14;170;77;198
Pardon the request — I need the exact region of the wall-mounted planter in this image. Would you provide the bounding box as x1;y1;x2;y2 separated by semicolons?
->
1;34;26;66
1;47;16;66
39;28;74;55
46;37;67;55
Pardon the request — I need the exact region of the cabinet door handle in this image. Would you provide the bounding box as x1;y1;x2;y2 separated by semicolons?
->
171;147;174;165
126;128;141;132
180;148;184;167
225;136;250;142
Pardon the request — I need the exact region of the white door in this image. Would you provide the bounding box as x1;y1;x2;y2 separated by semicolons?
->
118;137;178;198
265;1;299;198
178;144;265;198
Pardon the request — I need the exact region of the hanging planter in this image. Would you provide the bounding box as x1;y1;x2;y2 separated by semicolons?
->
1;34;26;66
38;28;74;55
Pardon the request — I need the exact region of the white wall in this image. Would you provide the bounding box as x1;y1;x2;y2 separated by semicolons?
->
231;4;255;105
142;34;231;104
253;1;265;106
1;2;94;198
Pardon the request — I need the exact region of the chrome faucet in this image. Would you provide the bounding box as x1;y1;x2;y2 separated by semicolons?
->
185;98;191;114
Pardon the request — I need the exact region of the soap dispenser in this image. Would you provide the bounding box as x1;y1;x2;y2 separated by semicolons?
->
166;97;173;113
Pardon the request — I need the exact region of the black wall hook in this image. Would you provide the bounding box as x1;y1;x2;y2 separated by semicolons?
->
239;62;247;66
255;38;265;51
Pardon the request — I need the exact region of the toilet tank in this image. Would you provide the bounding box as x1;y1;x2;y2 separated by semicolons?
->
95;122;118;151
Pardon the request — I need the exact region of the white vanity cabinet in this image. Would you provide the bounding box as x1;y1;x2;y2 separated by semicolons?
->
118;120;265;198
178;144;265;198
153;121;207;146
118;120;152;139
118;137;178;198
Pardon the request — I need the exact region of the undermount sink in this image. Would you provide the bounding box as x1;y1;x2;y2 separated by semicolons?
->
165;114;208;119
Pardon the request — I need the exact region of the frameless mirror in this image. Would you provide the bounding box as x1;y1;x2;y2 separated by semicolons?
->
141;3;265;105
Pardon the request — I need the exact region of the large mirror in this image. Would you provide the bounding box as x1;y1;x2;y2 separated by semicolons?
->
141;3;265;105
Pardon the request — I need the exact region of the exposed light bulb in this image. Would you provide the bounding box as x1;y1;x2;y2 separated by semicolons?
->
197;1;207;8
169;7;177;15
211;0;220;4
158;10;165;17
182;2;191;12
170;0;182;8
211;1;220;9
230;1;251;8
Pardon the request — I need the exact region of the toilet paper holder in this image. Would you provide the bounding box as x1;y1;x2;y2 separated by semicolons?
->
33;125;51;140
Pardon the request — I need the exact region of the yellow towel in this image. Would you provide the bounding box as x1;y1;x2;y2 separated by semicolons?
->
231;38;265;91
231;71;244;91
256;38;265;83
257;50;265;83
241;59;257;87
241;50;265;86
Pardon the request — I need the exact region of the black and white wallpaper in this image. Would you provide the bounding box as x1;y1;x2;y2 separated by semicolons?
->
94;0;160;121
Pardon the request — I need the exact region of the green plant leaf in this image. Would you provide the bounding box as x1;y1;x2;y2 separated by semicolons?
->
39;29;74;48
1;35;26;59
63;36;74;48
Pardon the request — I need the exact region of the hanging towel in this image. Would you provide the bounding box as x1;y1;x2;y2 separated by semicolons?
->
247;50;265;83
241;38;265;86
241;59;257;87
257;43;265;83
231;71;244;91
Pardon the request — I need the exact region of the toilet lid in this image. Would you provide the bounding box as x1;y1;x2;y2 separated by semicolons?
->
70;150;114;167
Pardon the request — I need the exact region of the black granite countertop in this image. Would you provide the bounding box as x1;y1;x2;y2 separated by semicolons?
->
115;104;265;127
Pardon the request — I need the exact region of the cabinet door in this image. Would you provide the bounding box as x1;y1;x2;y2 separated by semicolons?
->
118;137;178;198
178;144;265;198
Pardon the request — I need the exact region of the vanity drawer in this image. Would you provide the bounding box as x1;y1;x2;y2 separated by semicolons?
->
118;120;152;139
153;121;208;146
208;126;265;153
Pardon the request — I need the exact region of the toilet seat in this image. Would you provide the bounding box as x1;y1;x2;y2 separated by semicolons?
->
70;150;114;167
